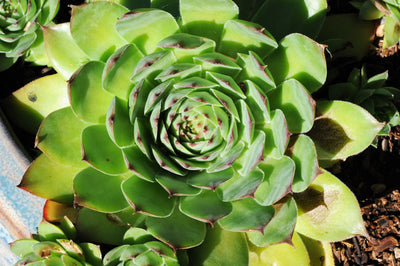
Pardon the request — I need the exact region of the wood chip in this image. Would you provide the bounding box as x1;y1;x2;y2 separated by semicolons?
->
374;236;399;253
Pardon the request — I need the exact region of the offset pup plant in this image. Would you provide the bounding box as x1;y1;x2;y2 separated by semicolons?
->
0;0;60;70
4;0;383;264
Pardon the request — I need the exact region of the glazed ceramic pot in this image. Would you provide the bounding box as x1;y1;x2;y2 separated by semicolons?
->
0;109;44;264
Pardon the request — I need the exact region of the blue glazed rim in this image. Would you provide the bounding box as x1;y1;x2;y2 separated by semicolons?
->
0;108;44;265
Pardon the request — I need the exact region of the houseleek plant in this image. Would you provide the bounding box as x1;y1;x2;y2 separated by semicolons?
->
4;0;384;264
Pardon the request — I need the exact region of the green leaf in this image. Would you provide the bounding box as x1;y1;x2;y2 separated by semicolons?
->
155;172;201;196
187;166;234;190
180;0;239;42
122;145;160;182
80;243;103;266
265;33;327;93
218;197;275;232
36;107;90;167
43;23;90;79
294;169;367;241
268;79;315;133
218;19;277;58
122;176;175;217
69;61;113;124
38;220;67;241
308;101;384;160
252;0;327;40
359;0;385;20
248;232;310;265
103;44;144;100
254;156;295;206
180;189;232;224
82;125;129;175
10;239;40;258
383;14;400;48
2;73;69;134
262;109;290;159
74;167;129;212
116;9;179;55
70;2;129;60
247;196;297;246
188;224;248;266
287;135;320;193
76;208;129;245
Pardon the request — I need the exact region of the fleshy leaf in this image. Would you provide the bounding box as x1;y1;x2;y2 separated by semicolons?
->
122;145;159;182
146;205;207;249
219;19;277;58
43;23;90;79
38;220;67;242
116;9;179;55
294;169;367;241
82;125;129;175
180;0;239;42
3;74;69;134
248;231;310;265
287;135;320;193
121;176;175;217
36;107;90;167
218;197;275;232
20;154;82;204
74;167;129;213
252;0;327;40
265;33;326;93
156;172;201;196
254;156;295;206
247;196;297;246
187;167;234;190
70;2;129;60
268;79;315;134
262;109;290;159
179;189;232;225
188;224;248;266
69;61;113;124
308;101;384;160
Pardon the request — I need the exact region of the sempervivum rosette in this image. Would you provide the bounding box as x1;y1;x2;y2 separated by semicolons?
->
0;0;59;70
7;0;382;258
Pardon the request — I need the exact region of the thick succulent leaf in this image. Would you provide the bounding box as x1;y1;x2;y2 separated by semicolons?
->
42;23;90;79
265;33;326;93
122;176;175;217
287;135;321;193
179;189;232;224
36;107;89;167
234;130;265;176
187;167;234;190
299;234;335;266
188;224;248;266
146;205;207;249
2;73;69;134
248;231;310;266
122;145;159;182
37;0;60;25
156;172;201;196
103;44;144;100
70;2;129;60
82;125;129;175
10;239;40;258
106;97;135;148
294;169;367;241
116;9;179;55
69;61;113;124
194;53;241;78
180;0;239;42
151;0;180;16
123;228;154;245
218;197;275;232
243;80;270;125
262;109;290;159
218;19;277;58
32;241;65;257
252;0;327;41
38;220;67;242
74;167;129;212
308;101;384;160
383;14;400;48
76;208;129;245
80;243;103;266
268;79;315;133
247;196;297;246
216;167;264;201
42;201;78;223
254;156;295;206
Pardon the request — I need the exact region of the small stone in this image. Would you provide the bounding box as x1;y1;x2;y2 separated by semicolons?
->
394;247;400;259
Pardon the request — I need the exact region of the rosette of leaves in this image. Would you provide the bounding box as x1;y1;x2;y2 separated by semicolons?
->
10;217;102;265
5;0;383;262
329;66;400;136
351;0;400;49
0;0;59;71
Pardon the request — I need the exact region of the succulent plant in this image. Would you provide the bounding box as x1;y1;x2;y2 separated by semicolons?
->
351;0;400;49
10;217;102;265
0;0;59;71
329;66;400;136
5;0;384;264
